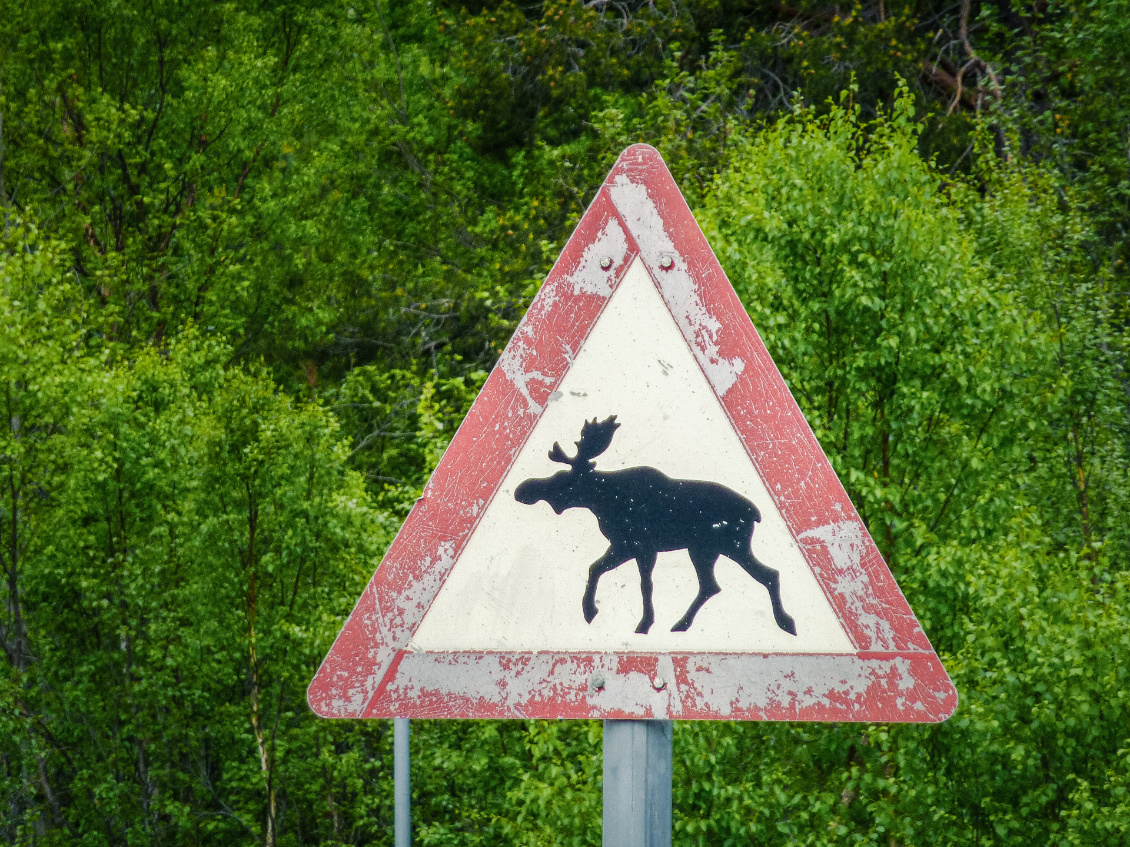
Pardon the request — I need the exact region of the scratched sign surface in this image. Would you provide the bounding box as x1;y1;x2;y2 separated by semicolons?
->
307;144;958;722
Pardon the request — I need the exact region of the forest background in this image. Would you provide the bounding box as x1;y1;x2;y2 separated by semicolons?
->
1;0;1129;844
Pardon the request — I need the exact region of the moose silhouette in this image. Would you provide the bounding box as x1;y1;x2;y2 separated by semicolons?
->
514;416;797;636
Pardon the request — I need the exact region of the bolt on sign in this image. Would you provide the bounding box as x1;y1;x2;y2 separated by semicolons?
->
308;145;958;723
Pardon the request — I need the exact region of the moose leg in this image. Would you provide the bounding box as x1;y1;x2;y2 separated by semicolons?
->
582;547;633;624
634;551;658;634
672;548;722;632
733;548;797;635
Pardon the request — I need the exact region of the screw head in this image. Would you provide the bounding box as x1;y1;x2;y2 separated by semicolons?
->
659;255;675;270
600;256;613;270
652;675;667;691
590;674;606;691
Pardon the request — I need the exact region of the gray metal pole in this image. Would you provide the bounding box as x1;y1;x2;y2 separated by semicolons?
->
394;717;410;847
602;720;672;847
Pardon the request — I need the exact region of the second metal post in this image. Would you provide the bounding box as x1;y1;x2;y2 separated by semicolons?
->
394;717;410;847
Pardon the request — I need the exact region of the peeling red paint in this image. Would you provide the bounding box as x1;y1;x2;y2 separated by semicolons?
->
362;652;954;722
307;145;958;723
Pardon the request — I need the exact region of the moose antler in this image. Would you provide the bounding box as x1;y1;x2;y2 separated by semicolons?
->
548;416;620;469
577;416;619;460
548;442;572;465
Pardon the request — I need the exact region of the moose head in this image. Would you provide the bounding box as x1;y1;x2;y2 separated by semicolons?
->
514;416;620;514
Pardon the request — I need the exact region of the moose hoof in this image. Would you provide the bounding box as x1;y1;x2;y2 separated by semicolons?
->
635;619;653;634
777;613;797;636
670;618;692;632
583;601;598;623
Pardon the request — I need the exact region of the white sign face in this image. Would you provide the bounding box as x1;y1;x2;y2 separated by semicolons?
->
412;258;854;654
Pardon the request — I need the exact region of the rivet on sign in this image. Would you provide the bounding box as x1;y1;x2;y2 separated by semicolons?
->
590;674;606;691
600;256;613;270
659;255;675;270
652;676;667;691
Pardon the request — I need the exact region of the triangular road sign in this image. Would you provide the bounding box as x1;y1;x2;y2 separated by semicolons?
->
309;145;957;722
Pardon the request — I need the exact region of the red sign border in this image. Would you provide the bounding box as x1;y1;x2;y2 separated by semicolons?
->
308;145;958;723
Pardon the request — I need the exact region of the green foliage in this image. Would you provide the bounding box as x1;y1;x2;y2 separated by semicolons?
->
407;720;601;847
707;88;1042;567
1;0;1129;844
0;219;398;844
331;366;487;512
1002;0;1130;268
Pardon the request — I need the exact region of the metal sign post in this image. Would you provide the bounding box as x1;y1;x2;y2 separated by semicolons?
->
603;720;672;847
394;718;410;847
